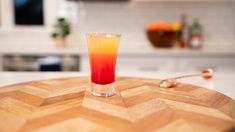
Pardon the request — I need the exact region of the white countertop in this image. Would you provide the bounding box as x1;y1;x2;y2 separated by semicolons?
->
0;71;234;99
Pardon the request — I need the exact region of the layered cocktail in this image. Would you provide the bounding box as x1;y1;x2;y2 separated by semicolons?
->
87;33;120;96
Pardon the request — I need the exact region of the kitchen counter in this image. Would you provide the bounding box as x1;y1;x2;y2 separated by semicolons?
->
1;36;235;72
0;39;235;57
0;71;234;99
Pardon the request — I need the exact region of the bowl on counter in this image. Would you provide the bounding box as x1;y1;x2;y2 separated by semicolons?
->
146;22;180;48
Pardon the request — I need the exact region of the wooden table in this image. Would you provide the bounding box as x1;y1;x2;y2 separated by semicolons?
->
0;77;234;132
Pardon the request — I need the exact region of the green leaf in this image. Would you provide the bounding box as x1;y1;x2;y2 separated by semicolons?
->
51;32;58;38
51;17;71;38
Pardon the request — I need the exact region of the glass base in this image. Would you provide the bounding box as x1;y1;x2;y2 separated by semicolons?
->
91;82;116;97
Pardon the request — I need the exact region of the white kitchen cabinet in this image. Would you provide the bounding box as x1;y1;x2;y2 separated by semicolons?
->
178;58;235;72
117;57;175;72
80;56;176;72
0;41;235;72
0;56;2;71
0;54;234;72
79;55;235;72
80;56;90;72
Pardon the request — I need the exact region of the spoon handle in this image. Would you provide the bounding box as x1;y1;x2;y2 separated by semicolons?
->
173;73;201;80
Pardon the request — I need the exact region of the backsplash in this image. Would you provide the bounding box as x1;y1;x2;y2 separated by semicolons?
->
0;1;234;49
74;1;235;48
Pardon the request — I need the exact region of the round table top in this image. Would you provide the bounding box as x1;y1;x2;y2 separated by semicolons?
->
0;76;234;132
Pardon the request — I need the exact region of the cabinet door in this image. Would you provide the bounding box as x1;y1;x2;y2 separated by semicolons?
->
179;58;235;72
80;56;175;72
117;57;175;72
80;56;90;72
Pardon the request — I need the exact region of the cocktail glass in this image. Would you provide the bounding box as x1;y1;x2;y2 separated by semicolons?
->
87;33;120;97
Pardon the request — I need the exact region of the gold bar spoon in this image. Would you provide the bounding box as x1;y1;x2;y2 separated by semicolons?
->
159;69;214;88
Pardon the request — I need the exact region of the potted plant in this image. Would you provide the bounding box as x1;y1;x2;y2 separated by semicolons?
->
51;17;71;48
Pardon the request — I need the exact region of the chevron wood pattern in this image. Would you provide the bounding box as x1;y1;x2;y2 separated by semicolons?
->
0;77;234;132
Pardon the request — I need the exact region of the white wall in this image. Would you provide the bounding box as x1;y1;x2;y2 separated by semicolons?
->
76;1;235;48
0;0;60;46
0;0;234;48
0;0;58;32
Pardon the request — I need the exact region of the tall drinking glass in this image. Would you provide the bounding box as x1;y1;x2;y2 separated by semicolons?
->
87;33;120;97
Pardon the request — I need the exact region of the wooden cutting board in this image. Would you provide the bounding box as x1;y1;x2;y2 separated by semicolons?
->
0;77;234;132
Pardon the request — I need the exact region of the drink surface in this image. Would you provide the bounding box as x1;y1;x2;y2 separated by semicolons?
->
87;35;120;84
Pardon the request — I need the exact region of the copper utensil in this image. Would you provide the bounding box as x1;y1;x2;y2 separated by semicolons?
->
159;69;214;88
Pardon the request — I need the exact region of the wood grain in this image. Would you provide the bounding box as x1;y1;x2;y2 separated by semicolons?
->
0;77;234;132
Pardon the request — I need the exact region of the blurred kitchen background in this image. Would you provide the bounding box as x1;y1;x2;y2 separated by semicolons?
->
0;0;235;72
0;0;235;98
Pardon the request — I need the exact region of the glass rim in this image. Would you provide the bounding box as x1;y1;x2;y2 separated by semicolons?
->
86;32;121;38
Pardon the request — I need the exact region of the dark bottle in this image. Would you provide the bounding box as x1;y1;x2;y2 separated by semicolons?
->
178;14;189;49
188;19;203;49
